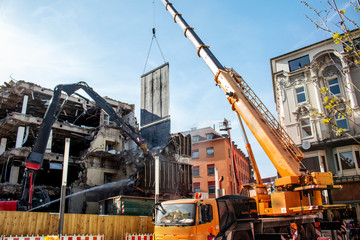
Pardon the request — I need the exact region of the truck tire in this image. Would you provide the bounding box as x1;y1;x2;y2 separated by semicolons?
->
279;226;288;234
232;231;251;240
298;225;306;240
304;223;316;240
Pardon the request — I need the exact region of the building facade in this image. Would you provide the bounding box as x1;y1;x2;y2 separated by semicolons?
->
183;127;251;198
270;30;360;221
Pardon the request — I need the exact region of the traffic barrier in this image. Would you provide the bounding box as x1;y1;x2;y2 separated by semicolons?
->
60;235;104;240
336;221;348;240
125;234;153;240
4;236;45;240
2;235;104;240
315;227;322;238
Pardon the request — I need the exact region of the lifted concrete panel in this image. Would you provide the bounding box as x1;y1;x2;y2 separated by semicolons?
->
140;63;170;148
140;62;169;125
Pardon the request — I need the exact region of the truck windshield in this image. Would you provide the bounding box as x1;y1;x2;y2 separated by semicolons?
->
155;203;195;226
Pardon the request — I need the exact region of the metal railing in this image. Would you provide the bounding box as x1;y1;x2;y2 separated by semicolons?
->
228;68;304;163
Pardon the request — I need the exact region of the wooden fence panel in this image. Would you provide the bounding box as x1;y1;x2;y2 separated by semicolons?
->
0;211;154;240
49;214;59;235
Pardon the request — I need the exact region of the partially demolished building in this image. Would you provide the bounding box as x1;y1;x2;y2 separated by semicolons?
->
0;79;192;213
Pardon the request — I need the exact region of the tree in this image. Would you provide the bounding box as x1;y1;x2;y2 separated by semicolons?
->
302;0;360;139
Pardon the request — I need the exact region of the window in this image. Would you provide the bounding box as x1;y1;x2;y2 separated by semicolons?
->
206;147;214;157
104;114;115;126
192;149;199;159
334;145;360;174
155;203;195;226
207;164;215;176
355;151;360;169
193;136;200;142
343;37;360;52
49;162;62;170
105;141;115;152
228;148;231;158
296;87;306;104
208;181;215;194
199;204;213;223
206;133;214;140
301;156;320;173
288;55;310;72
194;182;200;193
339;151;355;170
300;119;312;138
328;79;341;95
193;166;200;177
334;154;340;171
335;114;349;131
104;172;113;184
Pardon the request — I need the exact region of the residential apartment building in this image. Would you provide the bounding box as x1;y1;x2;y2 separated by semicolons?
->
183;127;251;198
270;30;360;221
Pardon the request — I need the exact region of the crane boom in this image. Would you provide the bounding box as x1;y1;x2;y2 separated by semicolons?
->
159;0;345;219
161;0;304;177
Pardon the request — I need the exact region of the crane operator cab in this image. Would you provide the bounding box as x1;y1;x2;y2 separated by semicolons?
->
240;184;271;215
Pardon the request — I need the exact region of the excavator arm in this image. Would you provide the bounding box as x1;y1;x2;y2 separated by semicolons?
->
26;81;147;171
19;81;149;210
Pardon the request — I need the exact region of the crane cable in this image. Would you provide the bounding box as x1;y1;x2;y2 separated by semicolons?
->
143;1;166;74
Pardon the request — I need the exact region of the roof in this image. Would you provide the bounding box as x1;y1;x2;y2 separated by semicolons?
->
181;126;224;139
270;28;360;61
182;126;247;157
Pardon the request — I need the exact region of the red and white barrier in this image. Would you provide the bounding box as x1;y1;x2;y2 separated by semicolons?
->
315;227;322;238
60;236;103;240
125;234;153;240
2;235;104;240
3;237;44;240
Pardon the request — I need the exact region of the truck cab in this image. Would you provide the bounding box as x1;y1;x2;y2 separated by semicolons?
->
154;198;220;240
153;196;258;240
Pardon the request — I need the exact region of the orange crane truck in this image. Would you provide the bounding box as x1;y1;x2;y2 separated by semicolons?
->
152;1;346;239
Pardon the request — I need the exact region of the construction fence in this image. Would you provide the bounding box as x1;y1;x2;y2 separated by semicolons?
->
0;211;154;240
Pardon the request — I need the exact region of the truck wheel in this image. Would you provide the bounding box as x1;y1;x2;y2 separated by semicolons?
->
233;231;251;240
304;223;316;240
279;226;288;234
298;225;306;240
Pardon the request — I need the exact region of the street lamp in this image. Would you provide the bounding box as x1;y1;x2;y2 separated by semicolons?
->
219;119;239;195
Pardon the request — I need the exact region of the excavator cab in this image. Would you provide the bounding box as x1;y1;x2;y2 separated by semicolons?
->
31;187;51;209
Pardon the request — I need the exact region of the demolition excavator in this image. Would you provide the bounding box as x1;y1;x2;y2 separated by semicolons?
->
0;81;150;211
152;1;346;239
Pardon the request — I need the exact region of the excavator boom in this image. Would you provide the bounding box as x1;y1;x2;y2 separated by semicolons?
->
19;81;149;210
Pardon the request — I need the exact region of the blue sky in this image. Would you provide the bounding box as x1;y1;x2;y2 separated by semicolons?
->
0;0;357;178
